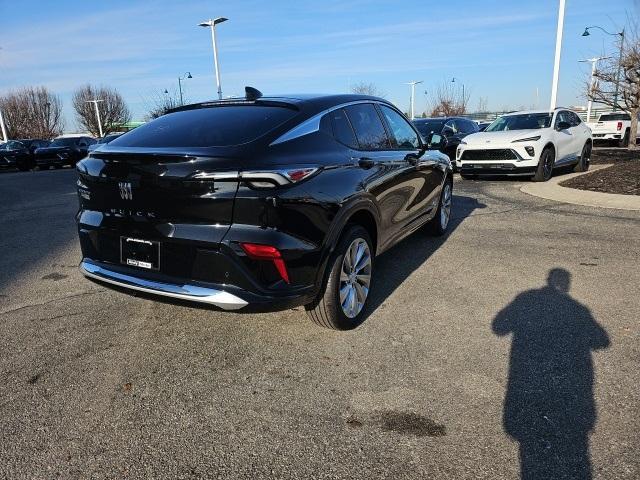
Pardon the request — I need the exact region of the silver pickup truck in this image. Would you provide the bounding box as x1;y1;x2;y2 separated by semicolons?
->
587;112;639;147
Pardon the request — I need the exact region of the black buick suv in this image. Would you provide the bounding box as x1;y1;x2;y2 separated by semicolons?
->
77;89;453;329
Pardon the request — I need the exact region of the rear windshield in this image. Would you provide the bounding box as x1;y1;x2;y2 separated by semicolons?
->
599;113;630;121
110;105;298;148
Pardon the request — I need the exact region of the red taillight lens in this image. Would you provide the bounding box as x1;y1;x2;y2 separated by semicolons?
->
617;122;623;131
284;168;317;182
240;243;290;284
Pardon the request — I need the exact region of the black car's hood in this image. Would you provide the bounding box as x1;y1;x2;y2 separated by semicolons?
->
0;149;22;155
35;146;74;154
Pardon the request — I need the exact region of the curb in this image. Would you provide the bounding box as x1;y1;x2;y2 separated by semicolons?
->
520;164;640;211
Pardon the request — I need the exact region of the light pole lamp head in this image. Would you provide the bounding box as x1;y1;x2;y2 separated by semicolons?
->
199;17;228;27
582;28;590;37
187;72;193;79
164;89;169;94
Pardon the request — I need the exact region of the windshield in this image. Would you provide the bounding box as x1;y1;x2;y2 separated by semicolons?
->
599;113;630;121
50;138;79;147
413;120;446;137
111;105;298;148
0;141;25;150
485;113;552;132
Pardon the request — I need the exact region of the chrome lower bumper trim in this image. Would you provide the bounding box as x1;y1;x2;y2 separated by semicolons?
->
80;260;248;310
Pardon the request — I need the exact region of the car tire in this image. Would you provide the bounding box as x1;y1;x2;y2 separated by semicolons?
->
532;146;554;182
425;179;453;236
619;130;630;148
573;142;591;172
305;225;373;330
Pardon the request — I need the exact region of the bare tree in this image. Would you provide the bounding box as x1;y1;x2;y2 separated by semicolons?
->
0;87;64;139
476;96;489;114
589;20;639;149
144;90;182;121
429;81;470;117
72;84;131;137
350;82;386;98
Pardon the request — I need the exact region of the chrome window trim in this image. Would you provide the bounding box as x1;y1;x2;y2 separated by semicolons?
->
270;100;389;146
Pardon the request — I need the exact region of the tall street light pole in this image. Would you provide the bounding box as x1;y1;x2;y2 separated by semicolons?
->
85;99;104;137
0;108;8;142
549;0;566;111
582;26;625;111
579;57;609;122
198;17;228;100
405;81;423;120
178;72;192;105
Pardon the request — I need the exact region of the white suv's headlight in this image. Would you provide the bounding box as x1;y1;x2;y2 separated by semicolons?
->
512;135;541;143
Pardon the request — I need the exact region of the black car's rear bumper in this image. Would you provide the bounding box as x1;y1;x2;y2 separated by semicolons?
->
80;258;313;312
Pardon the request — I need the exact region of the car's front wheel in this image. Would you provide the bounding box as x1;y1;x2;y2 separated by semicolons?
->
306;225;373;330
532;146;555;182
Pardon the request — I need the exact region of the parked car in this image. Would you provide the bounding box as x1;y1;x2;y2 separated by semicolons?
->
456;109;592;181
587;112;640;147
88;133;123;152
34;136;96;169
412;117;479;162
0;140;30;170
13;139;51;170
77;89;453;330
477;122;491;132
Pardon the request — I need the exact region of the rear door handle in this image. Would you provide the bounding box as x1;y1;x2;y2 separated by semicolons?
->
352;157;375;169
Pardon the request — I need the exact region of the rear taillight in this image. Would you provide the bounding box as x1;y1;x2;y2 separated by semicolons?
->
242;168;319;188
240;243;290;284
617;122;623;131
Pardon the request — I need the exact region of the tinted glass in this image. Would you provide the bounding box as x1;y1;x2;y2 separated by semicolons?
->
464;119;479;133
555;111;571;128
327;108;358;148
413;119;446;138
344;104;389;150
379;105;420;149
599;113;630;121
0;141;24;150
111;105;297;148
486;113;552;131
51;138;79;147
570;112;581;126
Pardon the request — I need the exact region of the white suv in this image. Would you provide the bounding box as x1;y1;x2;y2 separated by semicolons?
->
456;109;592;181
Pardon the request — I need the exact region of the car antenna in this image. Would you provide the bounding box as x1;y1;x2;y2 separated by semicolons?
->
245;86;263;101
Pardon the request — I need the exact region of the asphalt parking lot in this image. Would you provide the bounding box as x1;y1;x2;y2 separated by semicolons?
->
1;167;638;479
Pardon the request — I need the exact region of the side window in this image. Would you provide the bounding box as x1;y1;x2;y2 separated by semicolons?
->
555;111;569;128
466;119;479;133
344;103;390;150
327;108;358;149
570;112;581;126
379;105;420;149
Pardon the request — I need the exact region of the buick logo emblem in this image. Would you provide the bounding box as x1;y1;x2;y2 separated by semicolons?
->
119;182;133;200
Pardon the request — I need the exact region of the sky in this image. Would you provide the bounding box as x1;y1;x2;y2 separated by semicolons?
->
0;0;636;131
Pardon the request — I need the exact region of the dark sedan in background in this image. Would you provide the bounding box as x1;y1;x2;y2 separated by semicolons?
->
34;136;96;169
412;117;479;163
0;139;51;171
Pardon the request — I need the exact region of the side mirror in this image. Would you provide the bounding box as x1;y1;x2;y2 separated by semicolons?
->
427;133;446;150
556;121;571;131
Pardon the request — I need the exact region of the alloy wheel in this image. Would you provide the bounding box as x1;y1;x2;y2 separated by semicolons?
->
339;238;371;318
543;149;553;179
440;183;452;230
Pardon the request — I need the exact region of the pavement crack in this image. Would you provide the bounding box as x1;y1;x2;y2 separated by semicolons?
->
0;290;105;316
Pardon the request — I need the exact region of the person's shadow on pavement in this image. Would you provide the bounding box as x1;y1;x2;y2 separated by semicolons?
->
492;268;610;480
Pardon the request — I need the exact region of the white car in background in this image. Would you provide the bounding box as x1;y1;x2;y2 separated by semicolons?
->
456;109;593;182
587;112;639;147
